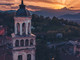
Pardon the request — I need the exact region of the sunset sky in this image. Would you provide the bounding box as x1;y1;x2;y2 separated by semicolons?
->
0;0;80;11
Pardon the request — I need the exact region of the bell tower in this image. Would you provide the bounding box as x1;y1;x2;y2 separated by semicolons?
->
12;0;36;60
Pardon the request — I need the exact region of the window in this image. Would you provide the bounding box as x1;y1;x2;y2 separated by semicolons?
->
22;23;26;35
17;23;20;35
15;40;19;47
20;40;24;46
18;55;22;60
27;54;31;60
30;39;33;46
25;39;28;46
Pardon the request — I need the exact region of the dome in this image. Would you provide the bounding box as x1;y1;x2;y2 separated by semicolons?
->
16;0;30;17
16;8;30;17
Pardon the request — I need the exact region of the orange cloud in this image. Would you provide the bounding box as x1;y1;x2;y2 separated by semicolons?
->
0;0;80;10
16;0;80;10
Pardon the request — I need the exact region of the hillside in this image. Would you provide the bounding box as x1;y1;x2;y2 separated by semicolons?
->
0;12;80;42
31;14;80;42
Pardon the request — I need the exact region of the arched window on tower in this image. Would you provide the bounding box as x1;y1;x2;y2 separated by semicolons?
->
25;39;28;46
20;40;24;46
30;39;34;46
28;23;30;34
27;54;31;60
17;23;20;35
22;23;26;35
15;40;19;47
18;55;22;60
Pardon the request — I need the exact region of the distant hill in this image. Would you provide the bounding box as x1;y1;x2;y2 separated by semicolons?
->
0;8;80;23
0;10;16;14
59;13;80;23
60;13;80;19
30;6;79;17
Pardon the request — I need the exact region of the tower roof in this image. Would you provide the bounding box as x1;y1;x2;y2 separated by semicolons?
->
16;0;30;17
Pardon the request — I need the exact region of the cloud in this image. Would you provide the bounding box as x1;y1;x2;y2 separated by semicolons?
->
0;3;14;6
0;0;80;10
25;5;80;18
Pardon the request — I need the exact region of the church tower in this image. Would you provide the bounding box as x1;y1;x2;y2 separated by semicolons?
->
12;0;36;60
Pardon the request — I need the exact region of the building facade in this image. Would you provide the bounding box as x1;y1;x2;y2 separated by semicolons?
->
12;0;36;60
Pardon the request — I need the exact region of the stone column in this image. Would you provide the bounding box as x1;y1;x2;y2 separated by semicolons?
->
20;23;22;35
15;23;17;34
13;53;18;60
23;53;26;60
24;39;25;46
19;40;20;47
32;53;35;60
34;39;36;46
29;39;30;46
26;22;28;35
13;40;15;47
30;22;31;34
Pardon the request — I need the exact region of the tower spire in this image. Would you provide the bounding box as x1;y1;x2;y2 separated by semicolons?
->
21;0;24;5
19;0;25;9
